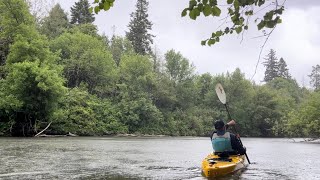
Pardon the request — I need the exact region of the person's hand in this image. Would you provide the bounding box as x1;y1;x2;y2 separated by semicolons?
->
227;120;236;126
236;133;240;138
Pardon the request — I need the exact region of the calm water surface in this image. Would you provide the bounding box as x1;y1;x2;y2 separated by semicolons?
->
0;137;319;180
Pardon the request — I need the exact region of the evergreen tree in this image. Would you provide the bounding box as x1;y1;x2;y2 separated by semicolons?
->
278;57;291;79
70;0;95;24
126;0;154;55
263;49;279;82
40;3;70;39
308;64;320;91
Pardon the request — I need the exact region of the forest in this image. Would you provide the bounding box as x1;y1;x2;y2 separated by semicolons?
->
0;0;319;138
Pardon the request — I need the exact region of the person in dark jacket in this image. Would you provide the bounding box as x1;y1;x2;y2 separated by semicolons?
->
210;119;246;155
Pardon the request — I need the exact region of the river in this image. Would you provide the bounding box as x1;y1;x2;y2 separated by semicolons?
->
0;137;319;179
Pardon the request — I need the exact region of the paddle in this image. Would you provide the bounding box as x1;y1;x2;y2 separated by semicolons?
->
215;83;251;164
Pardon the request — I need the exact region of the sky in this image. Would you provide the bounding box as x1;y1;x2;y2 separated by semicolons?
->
51;0;320;86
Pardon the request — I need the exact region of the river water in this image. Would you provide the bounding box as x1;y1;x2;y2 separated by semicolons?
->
0;137;319;180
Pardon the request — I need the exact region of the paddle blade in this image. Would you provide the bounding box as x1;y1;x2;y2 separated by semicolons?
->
215;83;227;104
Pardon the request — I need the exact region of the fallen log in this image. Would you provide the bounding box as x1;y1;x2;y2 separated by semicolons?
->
34;122;52;137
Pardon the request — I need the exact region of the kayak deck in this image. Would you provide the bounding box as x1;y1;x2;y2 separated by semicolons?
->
201;153;246;178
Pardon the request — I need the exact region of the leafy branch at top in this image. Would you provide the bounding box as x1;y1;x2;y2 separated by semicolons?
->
182;0;284;46
90;0;285;46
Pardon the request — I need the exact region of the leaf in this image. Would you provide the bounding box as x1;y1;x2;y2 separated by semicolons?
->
189;9;197;20
181;9;188;17
94;0;99;3
227;0;234;4
258;0;265;6
266;21;276;28
216;37;220;42
235;26;242;34
228;8;234;15
94;6;100;14
212;6;221;16
211;32;216;37
216;30;223;36
234;0;240;10
189;0;197;8
224;27;230;33
257;20;265;30
244;25;248;30
89;7;93;14
264;11;273;21
99;3;104;9
277;18;282;24
201;40;206;46
208;39;215;46
203;5;212;16
104;3;111;11
194;8;201;16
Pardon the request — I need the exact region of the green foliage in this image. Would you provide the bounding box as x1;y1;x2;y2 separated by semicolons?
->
125;0;154;55
308;64;320;91
287;91;320;137
118;53;155;97
40;3;70;39
50;31;117;95
110;36;134;67
0;0;37;68
91;0;285;46
51;88;127;135
70;0;95;24
263;49;279;82
278;58;291;79
0;35;65;136
164;49;195;84
181;0;284;45
1;0;318;138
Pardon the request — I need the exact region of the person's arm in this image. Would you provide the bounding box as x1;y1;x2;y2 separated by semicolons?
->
225;120;236;130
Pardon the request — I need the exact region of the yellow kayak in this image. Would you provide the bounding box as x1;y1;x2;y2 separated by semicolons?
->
201;153;246;178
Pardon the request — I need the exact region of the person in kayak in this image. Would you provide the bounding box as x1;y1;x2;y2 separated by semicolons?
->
210;119;246;156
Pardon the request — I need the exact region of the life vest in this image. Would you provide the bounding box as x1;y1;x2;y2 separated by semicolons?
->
211;132;233;152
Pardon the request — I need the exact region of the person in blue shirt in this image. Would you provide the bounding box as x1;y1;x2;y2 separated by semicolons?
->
210;119;246;155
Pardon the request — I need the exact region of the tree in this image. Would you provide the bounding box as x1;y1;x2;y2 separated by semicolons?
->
125;0;154;55
287;91;320;137
0;0;65;136
50;31;117;95
110;35;134;67
308;64;320;91
0;0;35;68
51;87;127;135
278;58;291;79
40;3;70;39
70;0;95;24
164;49;195;84
91;0;284;46
25;0;56;24
263;49;279;82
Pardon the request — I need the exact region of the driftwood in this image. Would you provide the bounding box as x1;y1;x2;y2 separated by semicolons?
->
34;122;52;137
36;132;78;137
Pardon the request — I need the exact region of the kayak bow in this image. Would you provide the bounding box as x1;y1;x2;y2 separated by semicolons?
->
201;153;246;178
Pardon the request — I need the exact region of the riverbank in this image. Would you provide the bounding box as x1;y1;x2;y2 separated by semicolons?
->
288;138;320;144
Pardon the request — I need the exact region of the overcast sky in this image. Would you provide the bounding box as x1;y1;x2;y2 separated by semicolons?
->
54;0;320;86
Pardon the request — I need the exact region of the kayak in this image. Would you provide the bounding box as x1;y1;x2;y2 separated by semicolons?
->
201;153;246;178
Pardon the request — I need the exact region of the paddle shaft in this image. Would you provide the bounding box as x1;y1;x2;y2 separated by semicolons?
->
224;103;251;164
